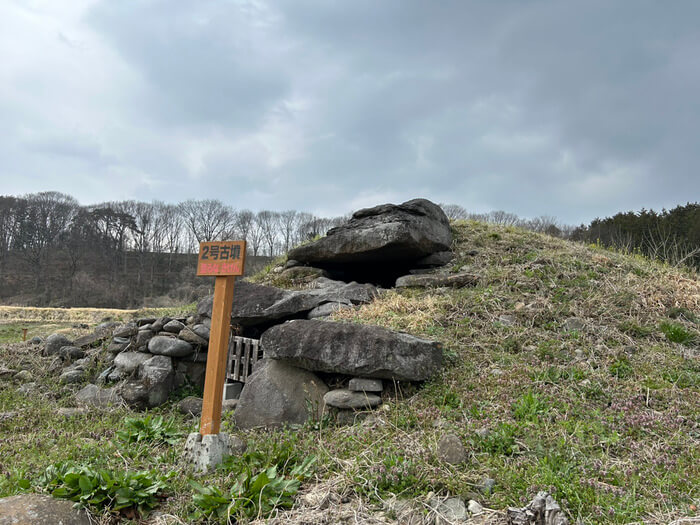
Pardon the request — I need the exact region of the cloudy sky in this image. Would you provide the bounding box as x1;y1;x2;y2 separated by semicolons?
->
1;1;698;225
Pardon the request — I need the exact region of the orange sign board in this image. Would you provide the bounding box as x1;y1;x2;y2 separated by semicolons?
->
197;241;246;276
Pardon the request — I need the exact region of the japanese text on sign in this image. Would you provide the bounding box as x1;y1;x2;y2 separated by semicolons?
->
197;241;246;276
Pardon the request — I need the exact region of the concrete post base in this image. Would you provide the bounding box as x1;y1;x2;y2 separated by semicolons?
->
184;432;246;474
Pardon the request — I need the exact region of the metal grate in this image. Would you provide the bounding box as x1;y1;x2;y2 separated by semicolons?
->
226;335;262;383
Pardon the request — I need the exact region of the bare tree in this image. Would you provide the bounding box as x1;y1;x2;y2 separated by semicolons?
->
178;199;234;243
278;210;299;253
439;203;469;220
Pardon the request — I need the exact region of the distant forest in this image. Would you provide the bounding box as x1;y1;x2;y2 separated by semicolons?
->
0;192;345;307
0;193;697;308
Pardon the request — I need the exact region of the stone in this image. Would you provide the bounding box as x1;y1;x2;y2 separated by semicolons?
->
113;351;152;375
137;317;157;326
184;432;247;474
17;382;37;394
179;361;207;388
135;329;154;348
178;327;208;346
150;317;170;332
498;314;516;326
479;477;497;494
58;346;85;361
414;250;454;267
73;327;111;348
58;407;87;417
323;389;381;409
197;280;377;328
113;322;138;338
0;367;15;378
261;320;442;381
563;318;585;332
192;324;210;340
288;198;452;265
179;396;203;416
0;493;91;525
307;302;351;319
107;342;129;354
395;271;479;289
75;384;121;408
14;370;32;382
279;266;329;281
234;360;328;429
163;319;185;333
348;377;383;392
43;333;73;356
437;433;468;464
222;399;238;412
284;259;300;269
29;336;43;344
468;500;484;515
431;497;467;524
59;368;85;384
224;381;243;400
148;336;194;357
121;355;174;409
506;491;569;525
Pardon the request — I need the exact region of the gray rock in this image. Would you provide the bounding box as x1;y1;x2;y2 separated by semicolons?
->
284;259;300;269
498;314;516;326
14;370;32;382
113;322;138;338
176;361;207;388
29;336;43;344
261;320;442;381
437;433;468;464
506;491;569;525
163;319;185;333
307;302;351;319
150;317;170;332
59;346;85;361
135;329;154;348
113;351;152;375
137;317;156;326
395;271;479;289
43;333;73;356
178;327;208;346
112;336;130;345
148;336;194;357
59;369;86;384
0;367;15;378
431;497;467;524
107;342;129;354
73;326;111;348
75;384;121;408
468;500;484;515
128;355;174;408
563;317;586;332
414;250;454;267
323;389;381;409
479;477;497;494
198;279;378;328
348;377;383;392
179;396;203;416
0;493;91;525
17;382;38;394
279;266;329;281
234;360;328;429
288;198;452;265
184;432;247;474
192;324;210;340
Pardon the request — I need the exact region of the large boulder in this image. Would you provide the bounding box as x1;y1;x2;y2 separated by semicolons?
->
113;351;152;376
197;279;377;328
120;355;174;409
148;336;194;357
288;198;452;265
261;320;442;381
0;493;91;525
43;334;73;356
74;384;121;408
234;360;328;429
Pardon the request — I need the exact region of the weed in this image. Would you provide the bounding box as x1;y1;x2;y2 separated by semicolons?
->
117;415;183;445
608;357;634;379
513;391;549;422
659;321;696;345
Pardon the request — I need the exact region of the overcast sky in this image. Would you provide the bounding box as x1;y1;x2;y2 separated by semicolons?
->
1;1;698;225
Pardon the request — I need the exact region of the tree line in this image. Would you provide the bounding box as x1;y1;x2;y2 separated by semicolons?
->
0;192;346;307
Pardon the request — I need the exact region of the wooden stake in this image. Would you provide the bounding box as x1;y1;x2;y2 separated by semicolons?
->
199;275;236;435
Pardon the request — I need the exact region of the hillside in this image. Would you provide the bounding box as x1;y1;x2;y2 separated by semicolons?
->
0;220;698;524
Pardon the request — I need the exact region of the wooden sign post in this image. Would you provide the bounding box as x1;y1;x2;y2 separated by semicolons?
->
196;240;246;436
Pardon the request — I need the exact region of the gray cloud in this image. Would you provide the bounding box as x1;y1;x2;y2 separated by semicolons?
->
0;0;698;224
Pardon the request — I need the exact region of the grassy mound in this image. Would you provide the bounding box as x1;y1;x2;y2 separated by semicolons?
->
0;220;697;524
